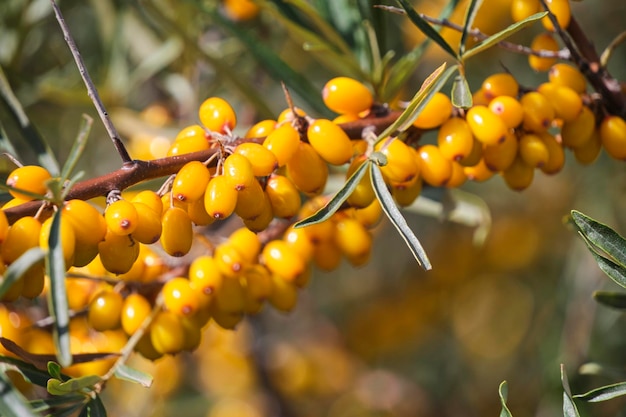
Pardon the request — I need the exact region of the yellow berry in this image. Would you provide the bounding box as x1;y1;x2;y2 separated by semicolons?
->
561;105;595;148
283;226;314;263
234;179;266;220
263;124;300;166
464;159;495;182
538;132;565;174
121;293;151;335
417;144;452;186
6;165;51;201
130;202;162;245
466;105;508;145
198;97;237;134
229;227;261;264
223;153;256;191
322;77;374;115
511;0;540;22
2;216;41;264
537;82;582;122
265;174;301;219
375;138;420;185
62;200;106;247
437;117;475;161
393;178;423;207
88;290;123;331
313;239;342;271
600;115;626;160
160;207;193;257
519;133;550;168
214;242;247;278
105;200;138;236
150;311;185;354
521;91;555;132
446;161;468;188
483;131;518;172
234;142;278;177
502;156;534;191
346;156;375;208
277;107;306;124
549;63;587;94
204;175;238;220
243;192;274;232
187;197;215;226
573;130;602;165
40;215;76;267
0;210;8;245
306;119;353;165
541;0;571;31
335;218;372;266
131;190;163;215
241;264;273;314
163;277;200;316
267;274;298;313
481;73;519;100
245;119;276;138
172;161;210;202
529;33;559;72
286;142;329;195
262;240;306;282
413;92;452;129
98;231;140;275
488;96;524;129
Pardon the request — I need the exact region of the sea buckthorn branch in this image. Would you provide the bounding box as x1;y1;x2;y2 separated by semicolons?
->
49;0;133;165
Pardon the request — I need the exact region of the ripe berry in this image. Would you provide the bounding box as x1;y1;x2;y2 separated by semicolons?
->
223;153;256;191
538;132;565;174
243;192;274;232
466;105;508;145
189;255;223;304
375;138;420;185
502;156;534;191
214;242;247;277
464;159;495;182
529;33;559;72
313;239;342;271
88;290;123;331
234;179;266;220
511;0;540;22
277;107;306;123
131;190;163;215
163;277;200;316
245;119;276;138
62;200;106;248
520;91;555;132
488;96;524;129
393;177;423;207
561;105;595;148
223;0;260;21
459;137;484;167
265;174;301;218
306;119;353;165
167;135;209;157
267;274;298;313
211;277;245;329
417;144;452;186
20;263;45;299
346;156;375;208
573;130;602;165
204;175;238;220
1;216;41;264
322;77;374;115
262;240;306;282
548;63;587;94
98;231;140;275
228;227;261;264
234;142;278;177
483;131;518;172
40;215;76;267
286;142;329;195
283;226;314;263
352;199;383;229
263;124;300;167
481;73;519;100
160;207;193;257
537;83;582;122
198;97;237;134
121;293;151;335
437;117;475;161
130;202;162;244
105;200;138;236
600;115;626;160
172;161;210;202
413;92;452;129
335;218;372;265
150;311;186;354
541;0;571;31
6;165;51;201
519;133;550;167
241;264;273;314
187;197;215;226
0;210;8;245
446;161;468;188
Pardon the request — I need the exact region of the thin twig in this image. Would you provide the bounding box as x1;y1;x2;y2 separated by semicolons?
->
49;0;133;164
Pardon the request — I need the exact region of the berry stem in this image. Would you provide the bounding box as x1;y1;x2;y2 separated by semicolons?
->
49;0;133;165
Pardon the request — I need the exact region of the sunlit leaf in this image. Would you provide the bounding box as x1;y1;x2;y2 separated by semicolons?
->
47;374;101;395
574;381;626;402
593;291;626;309
561;364;581;417
114;364;153;388
295;160;370;228
47;361;63;380
0;247;45;299
600;31;626;68
0;372;39;417
45;210;71;368
451;74;473;109
394;0;458;59
460;0;484;55
571;210;626;269
60;115;92;183
581;239;626;289
462;12;548;59
370;163;431;270
377;63;457;141
499;381;513;417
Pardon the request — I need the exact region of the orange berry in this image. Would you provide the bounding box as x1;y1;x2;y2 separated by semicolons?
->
488;96;524;129
150;311;185;354
189;255;223;305
105;200;138;236
529;33;559;72
549;63;587;94
6;165;51;201
502;156;534;191
519;133;550;168
306;119;353;165
263;124;300;166
541;0;571;31
98;231;140;275
245;119;276;138
234;179;266;220
267;274;298;313
561;105;595;148
243;192;274;232
286;142;329;195
437;117;475;161
323;77;373;115
600;116;626;160
198;97;236;134
204;175;238;220
160;207;193;257
40;215;76;267
521;91;555;132
213;242;247;278
413;92;452;129
375;138;420;185
537;82;582;122
417;144;452;186
172;161;210;202
335;218;372;265
130;202;162;245
511;0;540;22
2;216;41;264
131;190;163;215
573;130;602;165
262;240;306;282
346;156;375;208
466;105;508;145
163;277;200;316
464;159;495;182
483;131;518;172
538;132;565;174
234;142;278;177
265;174;301;219
223;0;260;21
481;73;519;100
242;264;273;314
88;290;123;331
229;227;262;264
223;153;256;191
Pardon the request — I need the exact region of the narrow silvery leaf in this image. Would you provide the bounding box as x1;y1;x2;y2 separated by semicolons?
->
573;381;626;402
561;365;581;417
593;291;626;310
499;381;513;417
114;364;153;388
571;210;626;269
460;0;484;55
0;372;39;417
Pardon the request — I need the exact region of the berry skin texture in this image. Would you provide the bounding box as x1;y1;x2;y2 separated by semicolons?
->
549;63;587;94
529;33;559;72
488;96;524;129
263;124;300;167
600;116;626;160
62;200;106;247
511;0;540;22
417;144;452;186
466;105;508;145
204;175;239;220
234;142;278;177
88;290;123;331
223;153;256;191
105;200;139;236
160;207;193;257
437;117;475;161
98;232;140;275
162;277;200;316
262;240;306;282
198;97;236;134
322;77;373;115
413;92;452;129
6;165;52;201
306;119;353;165
2;216;41;264
150;311;186;355
286;142;329;195
265;174;301;219
561;106;595;148
541;0;571;32
172;161;210;202
520;92;555;132
481;73;519;100
121;293;152;335
40;215;76;267
375;138;420;185
537;83;582;122
519;134;550;168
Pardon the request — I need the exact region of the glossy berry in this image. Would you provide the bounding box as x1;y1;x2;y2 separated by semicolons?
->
286;142;329;195
167;135;209;157
335;218;372;266
21;264;45;299
346;156;375;208
234;179;266;220
223;153;256;191
198;97;236;134
1;216;41;264
40;215;76;267
502;156;534;191
130;202;162;245
520;92;555;132
163;277;200;316
482;131;518;172
213;242;247;277
223;0;260;21
242;264;273;314
519;133;550;167
393;177;423;207
268;274;298;313
541;0;571;31
600;115;626;160
459;137;484;167
283;226;314;263
98;232;140;275
6;165;51;201
204;175;238;220
88;290;123;331
437;117;475;161
307;119;353;165
160;207;193;257
466;105;508;145
187;197;215;226
228;227;261;264
488;96;524;128
131;190;163;215
62;200;106;247
481;73;519;100
322;77;373;115
172;161;210;202
548;63;587;94
417;144;452;186
538;132;565;174
375;138;420;185
234;142;278;177
413;92;452;129
529;33;559;72
464;159;495;182
537;83;582;122
263;124;301;167
150;311;186;354
262;240;306;282
121;293;151;335
511;0;540;22
211;277;245;328
245;119;276;138
243;192;274;232
265;174;301;218
561;105;595;148
188;255;223;305
277;107;306;124
105;200;138;236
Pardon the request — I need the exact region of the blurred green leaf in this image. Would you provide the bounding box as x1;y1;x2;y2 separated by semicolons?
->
561;365;581;417
0;247;44;299
462;12;548;60
295;159;370;228
600;30;626;68
459;0;483;55
377;62;457;141
451;74;472;109
48;361;63;380
0;352;52;387
79;395;107;417
370;163;431;270
45;210;72;368
499;381;513;417
0;371;39;417
574;381;626;402
581;237;626;289
0;65;60;176
29;395;86;413
394;0;458;59
571;210;626;269
0;183;52;202
114;364;153;388
593;291;626;309
60;114;92;183
47;374;101;396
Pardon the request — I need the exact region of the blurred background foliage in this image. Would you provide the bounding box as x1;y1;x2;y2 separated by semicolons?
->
1;0;626;416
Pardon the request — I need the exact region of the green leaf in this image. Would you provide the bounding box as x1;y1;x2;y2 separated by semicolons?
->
459;0;484;55
462;12;548;60
79;395;107;417
0;247;45;299
451;74;473;109
593;291;626;309
47;374;102;395
48;361;63;380
0;371;39;417
114;364;153;388
0;183;51;202
0;353;53;387
581;241;626;289
574;381;626;403
45;210;72;368
60;115;92;183
571;210;626;269
370;163;431;270
499;381;513;417
29;395;86;413
295;160;370;228
377;62;457;141
0;65;60;176
561;364;581;417
394;0;458;59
